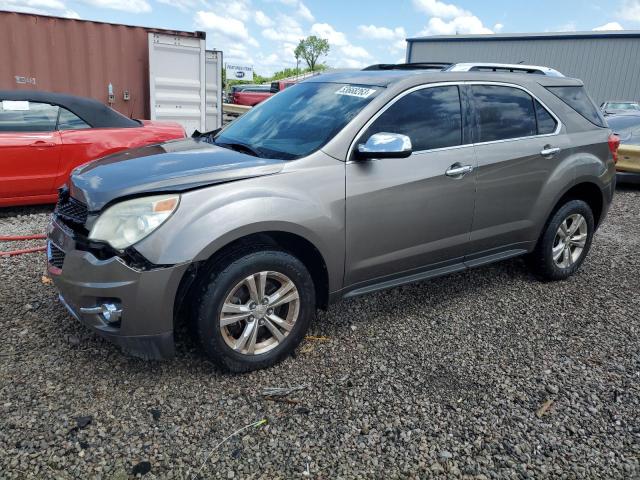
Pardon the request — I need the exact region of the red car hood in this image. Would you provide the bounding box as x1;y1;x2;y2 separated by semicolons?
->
139;119;186;137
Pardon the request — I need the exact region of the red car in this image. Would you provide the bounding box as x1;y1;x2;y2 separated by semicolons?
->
232;85;273;107
270;80;296;93
232;81;296;107
0;91;186;207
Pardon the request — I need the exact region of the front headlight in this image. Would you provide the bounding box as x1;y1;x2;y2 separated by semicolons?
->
89;194;180;250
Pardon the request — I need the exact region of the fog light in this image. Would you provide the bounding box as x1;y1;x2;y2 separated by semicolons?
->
102;303;121;323
80;302;122;325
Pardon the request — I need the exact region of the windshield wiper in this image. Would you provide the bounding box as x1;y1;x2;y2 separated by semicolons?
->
215;141;263;158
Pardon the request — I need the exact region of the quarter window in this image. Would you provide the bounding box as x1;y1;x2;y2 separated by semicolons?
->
471;85;537;142
547;86;606;128
0;101;59;132
57;107;91;130
535;100;558;135
362;86;462;152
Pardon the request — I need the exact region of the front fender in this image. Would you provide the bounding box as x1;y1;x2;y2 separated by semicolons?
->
134;156;346;292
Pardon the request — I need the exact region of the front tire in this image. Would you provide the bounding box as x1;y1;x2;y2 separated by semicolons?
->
527;199;595;281
194;249;315;372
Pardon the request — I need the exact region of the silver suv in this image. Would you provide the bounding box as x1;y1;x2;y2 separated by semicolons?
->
47;70;617;372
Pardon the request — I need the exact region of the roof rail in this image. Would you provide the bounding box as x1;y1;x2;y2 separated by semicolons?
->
446;63;564;77
362;62;452;71
361;62;564;77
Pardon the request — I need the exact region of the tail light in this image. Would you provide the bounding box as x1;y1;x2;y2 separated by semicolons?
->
608;133;620;164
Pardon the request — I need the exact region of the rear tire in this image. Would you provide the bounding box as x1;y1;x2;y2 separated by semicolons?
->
194;248;315;372
527;199;595;281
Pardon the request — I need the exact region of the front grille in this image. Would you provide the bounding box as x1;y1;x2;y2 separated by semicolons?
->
55;190;88;226
48;243;65;269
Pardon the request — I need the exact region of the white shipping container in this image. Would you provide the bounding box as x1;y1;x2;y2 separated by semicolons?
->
149;33;222;135
206;50;223;131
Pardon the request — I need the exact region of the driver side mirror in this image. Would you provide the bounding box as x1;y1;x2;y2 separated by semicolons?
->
355;132;412;160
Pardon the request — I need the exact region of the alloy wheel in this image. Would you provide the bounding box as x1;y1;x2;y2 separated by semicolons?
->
219;271;300;355
552;213;588;268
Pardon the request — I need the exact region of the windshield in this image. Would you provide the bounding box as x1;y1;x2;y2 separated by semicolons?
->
606;102;640;111
215;82;381;159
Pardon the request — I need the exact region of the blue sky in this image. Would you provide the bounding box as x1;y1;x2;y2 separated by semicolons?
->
3;0;640;75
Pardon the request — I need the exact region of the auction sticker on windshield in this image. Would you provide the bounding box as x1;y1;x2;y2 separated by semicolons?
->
335;86;377;98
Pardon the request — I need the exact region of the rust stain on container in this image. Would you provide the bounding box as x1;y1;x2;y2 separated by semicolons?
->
0;11;205;120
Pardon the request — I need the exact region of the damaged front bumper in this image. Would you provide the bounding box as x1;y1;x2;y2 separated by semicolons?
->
47;215;189;360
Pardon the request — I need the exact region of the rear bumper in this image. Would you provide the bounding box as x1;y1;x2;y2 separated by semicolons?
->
616;171;640;184
47;216;189;360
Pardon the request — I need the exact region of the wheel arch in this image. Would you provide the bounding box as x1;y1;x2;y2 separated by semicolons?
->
173;229;332;331
551;181;605;228
529;180;602;251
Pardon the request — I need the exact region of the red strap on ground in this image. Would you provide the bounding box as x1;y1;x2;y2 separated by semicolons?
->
0;234;47;241
0;233;47;256
0;246;47;256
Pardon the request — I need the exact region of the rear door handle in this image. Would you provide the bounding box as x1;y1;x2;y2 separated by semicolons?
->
29;141;57;148
540;146;561;156
445;164;474;177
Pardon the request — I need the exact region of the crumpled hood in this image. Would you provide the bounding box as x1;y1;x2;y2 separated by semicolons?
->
70;138;286;211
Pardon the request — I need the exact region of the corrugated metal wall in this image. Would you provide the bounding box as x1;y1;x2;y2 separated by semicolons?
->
407;36;640;105
0;11;203;119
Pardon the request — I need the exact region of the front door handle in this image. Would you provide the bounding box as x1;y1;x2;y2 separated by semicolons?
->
445;164;474;177
29;141;57;148
540;146;561;157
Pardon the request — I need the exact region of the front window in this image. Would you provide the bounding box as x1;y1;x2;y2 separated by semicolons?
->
360;86;462;152
215;82;381;159
0;101;59;132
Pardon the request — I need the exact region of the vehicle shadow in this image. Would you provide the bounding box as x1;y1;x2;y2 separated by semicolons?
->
0;204;55;219
320;256;535;328
616;183;640;192
75;256;535;377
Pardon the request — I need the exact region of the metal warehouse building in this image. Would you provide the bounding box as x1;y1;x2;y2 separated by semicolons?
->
406;31;640;105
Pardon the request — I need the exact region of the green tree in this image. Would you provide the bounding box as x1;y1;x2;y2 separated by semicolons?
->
294;36;330;71
268;65;327;81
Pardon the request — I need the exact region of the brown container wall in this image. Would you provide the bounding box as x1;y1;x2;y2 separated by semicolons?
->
0;11;204;120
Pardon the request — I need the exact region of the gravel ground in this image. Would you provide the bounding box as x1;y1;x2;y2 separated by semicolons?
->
1;188;639;479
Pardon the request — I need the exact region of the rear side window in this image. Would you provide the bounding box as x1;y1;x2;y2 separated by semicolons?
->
535;100;558;135
471;85;537;142
0;101;59;132
57;107;91;130
362;86;462;152
547;86;606;127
